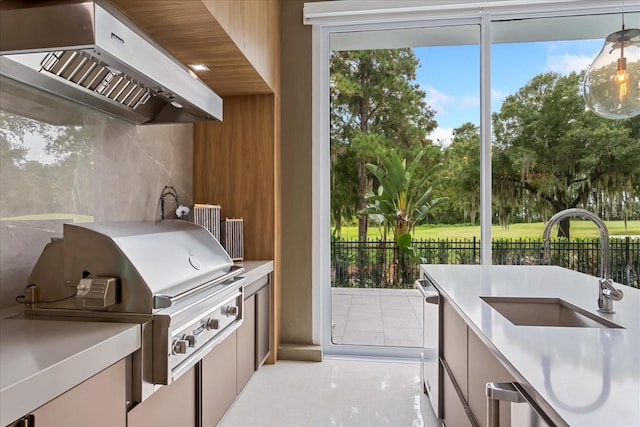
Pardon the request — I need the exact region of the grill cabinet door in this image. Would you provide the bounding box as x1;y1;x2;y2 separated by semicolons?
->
127;365;196;427
237;293;256;392
201;331;237;427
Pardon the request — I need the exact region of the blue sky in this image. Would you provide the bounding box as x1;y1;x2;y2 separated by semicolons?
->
416;39;602;145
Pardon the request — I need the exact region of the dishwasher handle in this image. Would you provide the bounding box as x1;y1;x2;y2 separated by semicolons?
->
486;382;525;427
486;382;555;427
414;279;439;304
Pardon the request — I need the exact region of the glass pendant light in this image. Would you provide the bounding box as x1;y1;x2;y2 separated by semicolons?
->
583;3;640;119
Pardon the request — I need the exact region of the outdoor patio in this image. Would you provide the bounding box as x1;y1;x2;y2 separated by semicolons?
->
331;287;424;347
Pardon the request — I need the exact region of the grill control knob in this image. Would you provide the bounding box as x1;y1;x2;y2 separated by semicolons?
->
172;339;188;355
206;317;220;330
225;305;239;317
183;334;197;347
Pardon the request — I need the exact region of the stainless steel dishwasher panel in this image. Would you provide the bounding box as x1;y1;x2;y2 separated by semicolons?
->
414;275;441;420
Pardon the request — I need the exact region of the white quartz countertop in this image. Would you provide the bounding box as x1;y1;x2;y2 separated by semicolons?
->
421;265;640;427
237;260;274;285
0;319;141;427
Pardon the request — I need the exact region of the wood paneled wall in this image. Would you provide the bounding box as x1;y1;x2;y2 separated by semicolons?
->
194;95;280;362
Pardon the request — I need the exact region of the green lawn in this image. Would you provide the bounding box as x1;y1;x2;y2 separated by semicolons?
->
334;220;640;240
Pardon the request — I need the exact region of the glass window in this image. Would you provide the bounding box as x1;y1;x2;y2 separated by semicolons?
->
329;24;480;351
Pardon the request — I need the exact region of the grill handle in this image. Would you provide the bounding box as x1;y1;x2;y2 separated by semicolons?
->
153;266;244;309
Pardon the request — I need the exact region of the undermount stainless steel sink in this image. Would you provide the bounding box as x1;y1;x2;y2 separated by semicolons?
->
480;297;624;329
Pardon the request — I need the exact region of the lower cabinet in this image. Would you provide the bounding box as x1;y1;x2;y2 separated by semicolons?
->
9;272;273;427
467;330;514;427
236;293;256;392
235;271;272;395
442;299;468;398
202;331;238;427
19;359;127;427
127;272;272;427
442;362;473;427
202;273;272;425
126;331;240;427
128;366;197;427
255;283;271;367
441;297;516;427
441;299;474;426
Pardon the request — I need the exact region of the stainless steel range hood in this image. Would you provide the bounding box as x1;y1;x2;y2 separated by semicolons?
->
0;0;223;124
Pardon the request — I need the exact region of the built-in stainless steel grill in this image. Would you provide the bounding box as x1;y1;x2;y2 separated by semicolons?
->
24;220;245;401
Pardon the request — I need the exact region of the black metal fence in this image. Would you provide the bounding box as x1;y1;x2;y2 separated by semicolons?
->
331;237;640;289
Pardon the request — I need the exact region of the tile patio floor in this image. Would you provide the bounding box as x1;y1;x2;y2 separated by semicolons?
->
331;287;424;347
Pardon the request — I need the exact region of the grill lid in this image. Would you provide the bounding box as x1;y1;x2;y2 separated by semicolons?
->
29;220;240;313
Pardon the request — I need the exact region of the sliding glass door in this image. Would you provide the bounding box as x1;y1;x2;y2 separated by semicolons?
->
328;22;480;357
310;2;640;358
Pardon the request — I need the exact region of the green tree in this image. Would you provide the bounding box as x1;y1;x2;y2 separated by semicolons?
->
493;71;640;238
330;48;437;240
442;123;481;224
363;148;445;285
330;146;358;237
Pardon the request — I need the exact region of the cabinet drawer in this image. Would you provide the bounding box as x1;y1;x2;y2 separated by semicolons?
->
442;298;468;399
237;293;256;392
256;283;271;367
467;329;514;427
127;365;196;427
202;331;237;427
442;364;473;427
33;359;127;427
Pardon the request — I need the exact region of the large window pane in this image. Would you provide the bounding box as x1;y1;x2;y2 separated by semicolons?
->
491;15;640;288
329;24;480;350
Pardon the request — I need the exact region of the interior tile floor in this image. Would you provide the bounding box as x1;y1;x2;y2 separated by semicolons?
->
219;358;439;427
332;288;424;347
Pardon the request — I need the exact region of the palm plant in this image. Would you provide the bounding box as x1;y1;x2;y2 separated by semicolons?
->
363;148;446;285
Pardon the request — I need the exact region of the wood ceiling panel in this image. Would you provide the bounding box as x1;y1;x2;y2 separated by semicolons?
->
109;0;272;96
202;0;280;95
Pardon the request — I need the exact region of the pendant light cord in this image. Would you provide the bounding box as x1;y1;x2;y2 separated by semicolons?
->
618;0;626;66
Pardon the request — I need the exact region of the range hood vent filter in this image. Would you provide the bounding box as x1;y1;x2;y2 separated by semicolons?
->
40;50;152;110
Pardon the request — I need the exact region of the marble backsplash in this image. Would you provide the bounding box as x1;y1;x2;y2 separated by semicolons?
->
0;77;193;309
